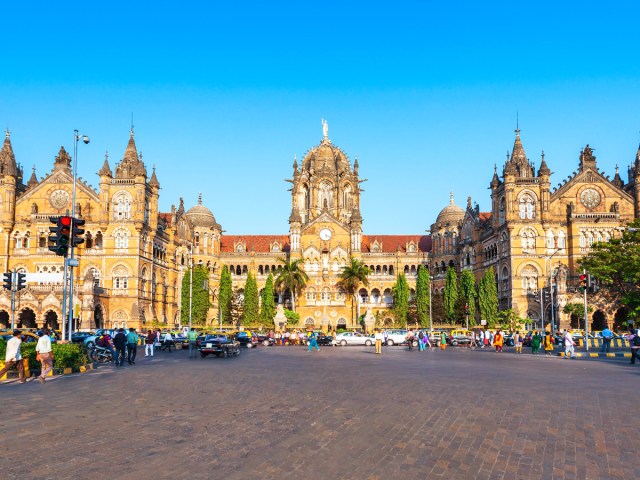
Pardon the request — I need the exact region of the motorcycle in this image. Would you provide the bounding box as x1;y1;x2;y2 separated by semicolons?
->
90;346;114;363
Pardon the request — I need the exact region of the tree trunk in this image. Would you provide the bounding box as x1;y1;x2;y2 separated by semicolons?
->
291;291;296;312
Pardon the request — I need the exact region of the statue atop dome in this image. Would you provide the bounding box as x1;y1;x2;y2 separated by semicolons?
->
322;118;328;140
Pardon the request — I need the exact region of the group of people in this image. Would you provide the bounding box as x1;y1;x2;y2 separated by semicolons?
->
95;328;140;366
0;329;54;383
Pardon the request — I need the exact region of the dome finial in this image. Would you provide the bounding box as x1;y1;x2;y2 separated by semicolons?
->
449;191;455;205
5;129;10;139
321;118;328;140
198;192;202;205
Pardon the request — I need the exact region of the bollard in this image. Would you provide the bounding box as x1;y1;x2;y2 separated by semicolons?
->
0;361;6;380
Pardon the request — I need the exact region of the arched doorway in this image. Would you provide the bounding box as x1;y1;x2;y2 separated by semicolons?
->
304;317;315;330
44;310;59;331
613;307;629;333
336;318;347;331
94;305;104;329
0;310;9;328
18;308;37;329
591;310;607;331
569;314;580;329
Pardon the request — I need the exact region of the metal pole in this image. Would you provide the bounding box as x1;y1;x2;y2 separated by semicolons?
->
583;269;589;351
68;130;79;341
428;276;433;333
188;257;193;331
10;270;16;330
549;259;555;335
61;258;68;339
540;287;545;332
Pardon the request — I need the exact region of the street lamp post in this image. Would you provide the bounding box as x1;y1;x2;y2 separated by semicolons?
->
545;248;561;335
429;275;433;333
67;130;89;341
188;252;193;332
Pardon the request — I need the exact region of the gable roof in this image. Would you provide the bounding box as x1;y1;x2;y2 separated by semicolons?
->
362;235;431;253
220;235;290;253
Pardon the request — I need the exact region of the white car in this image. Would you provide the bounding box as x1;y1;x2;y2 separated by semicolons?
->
334;332;375;346
383;329;409;346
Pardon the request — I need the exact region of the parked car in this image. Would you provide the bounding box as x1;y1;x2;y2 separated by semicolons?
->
384;329;408;346
1;331;39;343
198;334;241;358
71;331;94;344
448;333;473;347
301;333;334;346
252;333;275;346
235;331;256;348
334;332;375;346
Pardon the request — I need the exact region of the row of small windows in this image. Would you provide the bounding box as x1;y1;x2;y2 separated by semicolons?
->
12;231;105;250
520;229;566;254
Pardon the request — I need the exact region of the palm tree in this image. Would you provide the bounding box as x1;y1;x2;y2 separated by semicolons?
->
338;258;370;326
274;258;309;312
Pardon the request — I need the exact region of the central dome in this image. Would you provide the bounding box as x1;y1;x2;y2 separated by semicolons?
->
186;194;217;228
435;193;465;225
301;139;350;173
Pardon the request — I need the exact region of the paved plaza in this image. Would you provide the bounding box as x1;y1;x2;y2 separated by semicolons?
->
2;346;639;480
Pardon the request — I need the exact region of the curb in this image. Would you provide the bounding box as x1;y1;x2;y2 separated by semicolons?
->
557;352;631;358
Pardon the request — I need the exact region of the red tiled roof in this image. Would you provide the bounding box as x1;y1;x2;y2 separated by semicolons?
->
362;235;431;253
158;212;172;228
479;212;492;221
220;235;290;253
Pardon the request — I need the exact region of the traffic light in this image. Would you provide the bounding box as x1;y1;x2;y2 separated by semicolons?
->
72;217;85;246
578;274;587;293
464;304;469;315
49;215;72;257
2;272;12;291
16;272;26;291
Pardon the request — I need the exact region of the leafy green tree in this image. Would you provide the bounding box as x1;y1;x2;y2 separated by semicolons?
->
478;267;499;326
415;265;431;328
497;308;526;332
443;266;458;323
260;273;276;326
562;303;594;328
218;265;233;324
180;265;211;326
580;220;640;323
459;269;477;325
274;258;309;312
241;273;259;325
392;274;409;327
337;258;370;324
284;309;300;325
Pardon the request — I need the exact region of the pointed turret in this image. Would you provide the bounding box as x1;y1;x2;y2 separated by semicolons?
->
505;129;534;177
27;166;38;188
98;151;113;177
538;150;550;176
0;130;17;176
115;130;147;178
490;164;500;188
293;154;298;173
149;165;160;188
354;156;359;175
53;146;72;173
612;164;624;189
635;143;640;168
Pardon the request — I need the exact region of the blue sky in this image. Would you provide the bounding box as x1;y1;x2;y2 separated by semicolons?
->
2;1;640;233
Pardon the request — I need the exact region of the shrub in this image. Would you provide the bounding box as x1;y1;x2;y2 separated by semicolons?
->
0;340;85;371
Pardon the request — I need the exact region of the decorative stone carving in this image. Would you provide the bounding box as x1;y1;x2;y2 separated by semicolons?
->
273;304;287;331
49;189;70;210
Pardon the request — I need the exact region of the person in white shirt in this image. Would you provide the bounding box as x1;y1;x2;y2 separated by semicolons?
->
564;330;576;359
36;329;54;383
0;330;26;383
161;331;174;352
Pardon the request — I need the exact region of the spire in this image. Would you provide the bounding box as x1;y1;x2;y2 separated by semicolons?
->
449;191;455;205
635;143;640;167
510;128;527;164
293;154;298;173
98;151;113;177
198;192;202;205
53;146;72;172
115;130;147;178
538;149;550;176
123;129;139;163
491;164;500;188
354;156;359;174
0;129;17;176
27;165;38;188
148;165;160;188
612;164;624;188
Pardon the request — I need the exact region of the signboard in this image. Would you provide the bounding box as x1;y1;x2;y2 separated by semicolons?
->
480;319;487;326
24;273;64;284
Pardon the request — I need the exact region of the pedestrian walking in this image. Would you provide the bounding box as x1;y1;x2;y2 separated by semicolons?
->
563;330;576;359
514;331;522;353
0;330;26;383
188;328;198;358
482;330;488;348
161;331;174;352
374;329;383;354
601;326;613;353
126;328;139;365
543;332;554;356
406;330;415;351
113;328;127;366
307;331;320;352
440;331;447;350
494;330;504;353
531;331;542;355
628;328;640;364
383;329;389;346
36;329;54;383
424;331;432;349
145;330;156;357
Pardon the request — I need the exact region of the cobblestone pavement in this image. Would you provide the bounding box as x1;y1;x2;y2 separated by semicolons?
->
2;345;639;480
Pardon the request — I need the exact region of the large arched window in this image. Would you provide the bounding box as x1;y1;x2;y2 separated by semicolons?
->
499;197;506;224
306;287;316;301
343;183;353;210
113;192;132;221
114;228;130;249
318;180;333;209
546;230;555;250
112;265;129;290
557;230;566;250
520;265;539;294
518;193;536;220
520;228;537;254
